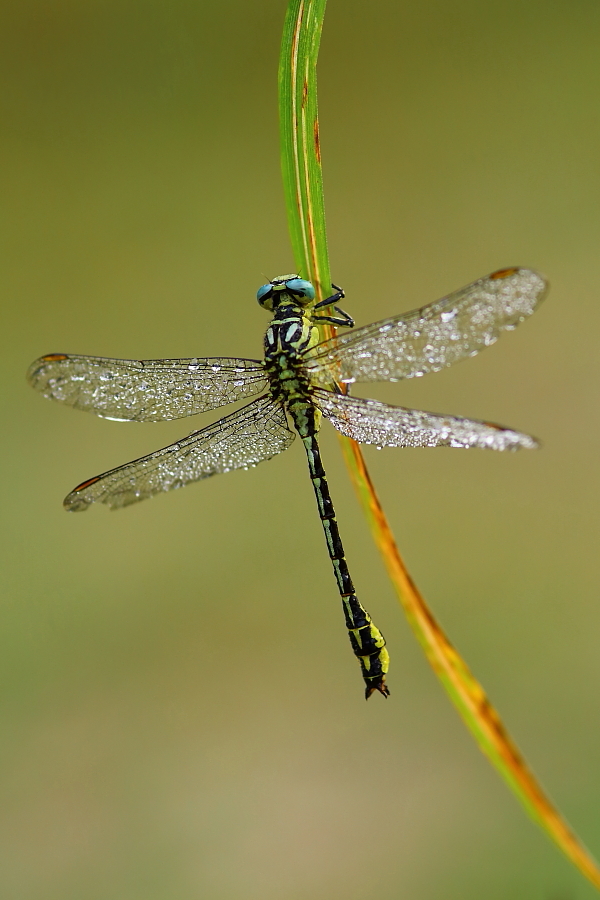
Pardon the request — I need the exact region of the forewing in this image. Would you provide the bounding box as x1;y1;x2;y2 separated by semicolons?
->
306;268;547;385
64;395;294;511
27;354;267;421
313;389;538;451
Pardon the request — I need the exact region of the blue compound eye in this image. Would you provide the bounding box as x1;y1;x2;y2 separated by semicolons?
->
285;278;315;300
256;283;273;304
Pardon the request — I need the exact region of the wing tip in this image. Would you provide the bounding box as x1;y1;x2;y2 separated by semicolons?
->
490;265;549;298
63;475;101;512
26;353;67;387
63;498;90;512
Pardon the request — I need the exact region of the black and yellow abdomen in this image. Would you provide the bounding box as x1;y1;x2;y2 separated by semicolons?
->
262;294;389;698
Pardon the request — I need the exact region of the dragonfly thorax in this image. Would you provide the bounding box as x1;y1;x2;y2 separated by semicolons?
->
263;303;318;402
256;274;315;311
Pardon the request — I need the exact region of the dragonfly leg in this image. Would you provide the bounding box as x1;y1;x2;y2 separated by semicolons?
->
312;306;355;328
294;410;389;698
314;284;354;328
314;284;345;308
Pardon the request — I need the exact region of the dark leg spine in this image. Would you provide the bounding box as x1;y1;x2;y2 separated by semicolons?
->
300;423;390;698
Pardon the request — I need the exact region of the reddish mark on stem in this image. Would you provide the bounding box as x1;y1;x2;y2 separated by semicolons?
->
302;78;308;108
314;118;321;164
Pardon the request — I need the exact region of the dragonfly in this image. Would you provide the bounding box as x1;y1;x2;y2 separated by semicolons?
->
27;266;547;698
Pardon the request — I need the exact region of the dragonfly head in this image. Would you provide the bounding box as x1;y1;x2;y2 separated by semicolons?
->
257;275;315;311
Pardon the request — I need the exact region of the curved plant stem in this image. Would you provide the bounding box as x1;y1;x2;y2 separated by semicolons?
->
278;0;600;890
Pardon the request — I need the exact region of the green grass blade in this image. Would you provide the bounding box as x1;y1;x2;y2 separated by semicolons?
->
278;0;600;889
279;0;331;300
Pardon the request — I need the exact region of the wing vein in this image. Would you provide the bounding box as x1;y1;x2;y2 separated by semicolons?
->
305;268;547;385
27;354;267;421
313;388;538;451
64;395;295;511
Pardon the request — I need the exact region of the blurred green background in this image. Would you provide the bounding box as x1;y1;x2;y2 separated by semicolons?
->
2;1;600;897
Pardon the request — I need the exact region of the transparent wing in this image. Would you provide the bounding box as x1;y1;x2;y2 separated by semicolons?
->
64;395;294;511
306;268;547;385
27;353;267;422
313;389;538;451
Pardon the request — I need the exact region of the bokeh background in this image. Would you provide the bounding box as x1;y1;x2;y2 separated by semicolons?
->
2;1;600;897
